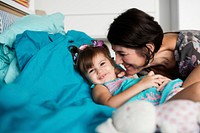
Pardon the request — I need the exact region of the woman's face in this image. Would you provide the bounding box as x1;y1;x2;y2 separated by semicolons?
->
112;45;146;75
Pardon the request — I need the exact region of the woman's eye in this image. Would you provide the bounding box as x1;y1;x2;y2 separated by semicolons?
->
100;62;105;66
119;53;127;57
117;52;127;57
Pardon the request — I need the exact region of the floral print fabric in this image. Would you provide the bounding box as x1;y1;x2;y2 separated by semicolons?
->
175;30;200;79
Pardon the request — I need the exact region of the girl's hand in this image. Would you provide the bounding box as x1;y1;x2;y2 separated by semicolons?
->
115;67;134;78
115;68;126;78
115;67;136;78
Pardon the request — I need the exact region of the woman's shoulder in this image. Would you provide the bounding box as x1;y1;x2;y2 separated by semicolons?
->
177;30;200;40
165;30;200;38
178;30;200;34
162;32;179;50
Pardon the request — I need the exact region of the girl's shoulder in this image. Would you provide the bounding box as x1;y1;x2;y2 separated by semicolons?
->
105;76;129;84
91;76;128;89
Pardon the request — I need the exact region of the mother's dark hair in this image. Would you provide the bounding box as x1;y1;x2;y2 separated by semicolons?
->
107;8;163;65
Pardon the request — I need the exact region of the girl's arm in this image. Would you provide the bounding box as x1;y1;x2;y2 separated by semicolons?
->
92;73;166;108
92;83;142;108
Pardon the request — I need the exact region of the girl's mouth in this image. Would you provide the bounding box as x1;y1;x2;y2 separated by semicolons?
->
98;74;106;80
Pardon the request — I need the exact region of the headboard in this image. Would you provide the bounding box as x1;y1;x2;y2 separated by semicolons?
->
0;1;29;17
0;1;27;34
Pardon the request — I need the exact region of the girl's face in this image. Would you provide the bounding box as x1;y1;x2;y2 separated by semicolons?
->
112;45;146;75
86;53;116;84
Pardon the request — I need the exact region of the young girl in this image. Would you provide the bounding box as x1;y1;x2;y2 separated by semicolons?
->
69;40;183;108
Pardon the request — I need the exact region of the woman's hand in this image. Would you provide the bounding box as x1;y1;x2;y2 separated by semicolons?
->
138;71;171;91
148;71;171;91
156;76;171;91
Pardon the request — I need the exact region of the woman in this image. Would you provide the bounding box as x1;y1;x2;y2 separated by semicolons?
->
107;8;200;101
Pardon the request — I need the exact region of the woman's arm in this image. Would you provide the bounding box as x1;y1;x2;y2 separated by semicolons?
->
183;65;200;88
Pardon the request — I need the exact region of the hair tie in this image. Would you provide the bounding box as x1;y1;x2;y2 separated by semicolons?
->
79;44;88;50
68;45;80;66
92;40;104;47
73;53;78;62
79;40;104;50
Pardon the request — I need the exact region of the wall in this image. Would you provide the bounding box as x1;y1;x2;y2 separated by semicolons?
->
34;0;171;39
170;0;200;31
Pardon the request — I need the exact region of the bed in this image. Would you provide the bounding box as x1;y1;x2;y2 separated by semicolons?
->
0;10;115;133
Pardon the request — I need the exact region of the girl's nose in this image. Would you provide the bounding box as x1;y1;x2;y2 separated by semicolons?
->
96;68;103;75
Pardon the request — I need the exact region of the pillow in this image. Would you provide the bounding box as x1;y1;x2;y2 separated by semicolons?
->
0;12;65;47
4;57;20;84
0;10;20;34
0;15;2;34
0;43;15;84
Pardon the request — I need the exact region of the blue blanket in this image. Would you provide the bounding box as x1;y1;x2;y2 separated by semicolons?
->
0;30;114;133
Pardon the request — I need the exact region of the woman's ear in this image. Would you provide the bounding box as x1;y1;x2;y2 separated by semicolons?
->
146;43;155;52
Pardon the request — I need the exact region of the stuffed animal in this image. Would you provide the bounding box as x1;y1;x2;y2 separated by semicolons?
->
96;100;200;133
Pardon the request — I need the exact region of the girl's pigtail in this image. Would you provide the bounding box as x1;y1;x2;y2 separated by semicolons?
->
68;45;80;67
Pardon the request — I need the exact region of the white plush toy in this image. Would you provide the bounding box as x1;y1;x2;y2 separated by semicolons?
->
96;100;200;133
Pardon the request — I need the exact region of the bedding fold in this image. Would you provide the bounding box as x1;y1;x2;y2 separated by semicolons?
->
0;30;114;133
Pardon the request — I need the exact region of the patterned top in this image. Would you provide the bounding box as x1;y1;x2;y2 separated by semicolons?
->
175;30;200;79
104;76;129;94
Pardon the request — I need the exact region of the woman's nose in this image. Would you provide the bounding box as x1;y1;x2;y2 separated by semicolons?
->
115;54;123;64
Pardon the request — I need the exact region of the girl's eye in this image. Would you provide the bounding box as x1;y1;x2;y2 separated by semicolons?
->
88;69;94;74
